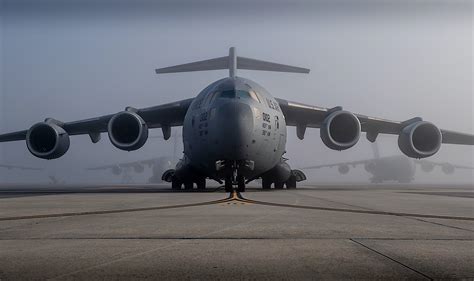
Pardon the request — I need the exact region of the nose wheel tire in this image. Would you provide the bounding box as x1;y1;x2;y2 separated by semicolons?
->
237;175;245;192
225;176;233;192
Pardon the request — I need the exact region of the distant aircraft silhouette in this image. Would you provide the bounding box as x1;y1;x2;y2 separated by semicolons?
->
302;143;473;183
87;132;179;184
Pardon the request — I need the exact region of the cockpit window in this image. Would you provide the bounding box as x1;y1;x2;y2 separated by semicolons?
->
220;90;235;98
249;90;261;103
218;90;259;102
236;90;251;99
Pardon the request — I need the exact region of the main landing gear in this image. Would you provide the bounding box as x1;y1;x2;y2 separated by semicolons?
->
260;170;304;190
171;177;207;191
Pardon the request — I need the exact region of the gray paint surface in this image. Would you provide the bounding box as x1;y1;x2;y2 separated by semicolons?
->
0;0;473;184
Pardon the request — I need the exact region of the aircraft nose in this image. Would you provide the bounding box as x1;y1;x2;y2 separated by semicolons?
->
215;101;254;159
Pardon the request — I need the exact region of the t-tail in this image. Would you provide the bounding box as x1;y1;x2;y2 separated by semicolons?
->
155;47;310;78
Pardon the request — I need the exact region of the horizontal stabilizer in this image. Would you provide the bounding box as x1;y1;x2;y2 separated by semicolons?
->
155;47;310;77
155;56;228;74
237;56;309;73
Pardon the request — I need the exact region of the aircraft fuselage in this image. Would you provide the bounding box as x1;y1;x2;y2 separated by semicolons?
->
181;77;287;180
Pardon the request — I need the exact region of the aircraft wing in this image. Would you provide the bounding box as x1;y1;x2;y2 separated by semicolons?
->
301;159;373;170
0;164;42;170
0;98;194;143
276;98;474;145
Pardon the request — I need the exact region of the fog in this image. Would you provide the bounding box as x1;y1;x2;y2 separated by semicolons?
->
0;0;473;185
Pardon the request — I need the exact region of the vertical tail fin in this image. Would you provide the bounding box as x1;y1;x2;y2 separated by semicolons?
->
155;47;310;77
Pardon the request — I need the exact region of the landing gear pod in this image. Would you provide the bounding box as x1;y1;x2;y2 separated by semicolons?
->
320;110;361;151
108;111;148;151
398;121;441;159
26;122;70;159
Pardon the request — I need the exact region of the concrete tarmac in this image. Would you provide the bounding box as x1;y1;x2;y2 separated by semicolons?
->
0;183;473;280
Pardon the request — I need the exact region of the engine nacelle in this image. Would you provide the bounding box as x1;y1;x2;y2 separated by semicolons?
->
398;121;441;159
441;164;454;174
338;164;350;174
320;110;361;150
26;122;70;159
108;111;148;151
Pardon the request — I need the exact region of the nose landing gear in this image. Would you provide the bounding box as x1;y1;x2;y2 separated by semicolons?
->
223;161;247;192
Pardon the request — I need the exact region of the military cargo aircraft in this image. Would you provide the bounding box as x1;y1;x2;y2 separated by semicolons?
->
0;47;473;192
302;144;473;183
88;156;174;184
87;132;179;184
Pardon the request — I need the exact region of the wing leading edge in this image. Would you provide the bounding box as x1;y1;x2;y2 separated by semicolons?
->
0;98;194;144
277;98;474;145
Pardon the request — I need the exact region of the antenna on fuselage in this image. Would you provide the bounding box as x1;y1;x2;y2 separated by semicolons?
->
155;47;310;77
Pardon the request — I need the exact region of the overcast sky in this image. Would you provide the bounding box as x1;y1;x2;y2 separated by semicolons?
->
0;0;472;184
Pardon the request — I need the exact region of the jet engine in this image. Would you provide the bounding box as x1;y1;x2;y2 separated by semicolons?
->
108;111;148;151
398;121;441;159
441;163;454;174
320;110;361;150
338;164;350;174
26;122;70;159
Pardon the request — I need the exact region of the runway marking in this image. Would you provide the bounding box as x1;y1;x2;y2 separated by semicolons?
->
48;194;292;280
235;192;474;221
0;197;233;222
1;190;473;222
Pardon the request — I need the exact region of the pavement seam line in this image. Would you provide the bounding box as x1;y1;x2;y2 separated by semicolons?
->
47;198;291;280
288;190;474;233
350;238;433;281
237;197;474;221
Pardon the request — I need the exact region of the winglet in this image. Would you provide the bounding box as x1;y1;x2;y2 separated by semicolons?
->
155;47;310;77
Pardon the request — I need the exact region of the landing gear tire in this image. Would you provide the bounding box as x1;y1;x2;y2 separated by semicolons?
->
184;182;194;190
262;178;271;190
286;175;297;189
171;179;182;190
237;175;245;192
196;178;206;190
225;177;233;192
274;182;284;189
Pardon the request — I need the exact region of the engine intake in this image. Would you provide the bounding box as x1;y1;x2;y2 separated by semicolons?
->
26;122;70;159
108;111;148;151
321;110;361;150
398;121;441;158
